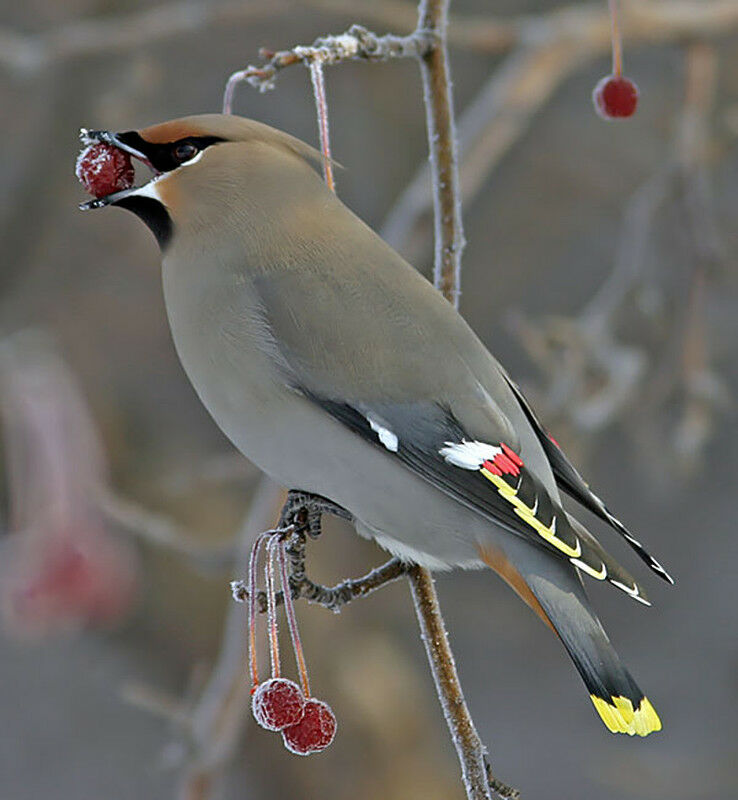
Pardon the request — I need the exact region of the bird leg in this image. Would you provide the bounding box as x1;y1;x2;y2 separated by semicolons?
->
231;491;407;613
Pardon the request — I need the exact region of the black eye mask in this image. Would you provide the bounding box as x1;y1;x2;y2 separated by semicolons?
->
114;132;224;173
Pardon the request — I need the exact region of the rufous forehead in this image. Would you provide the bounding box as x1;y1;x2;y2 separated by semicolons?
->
138;120;211;144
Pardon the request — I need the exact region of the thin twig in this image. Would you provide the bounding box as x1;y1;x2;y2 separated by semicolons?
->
223;24;431;112
231;533;408;614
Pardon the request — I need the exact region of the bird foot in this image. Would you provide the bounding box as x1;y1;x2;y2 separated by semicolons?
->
279;490;353;540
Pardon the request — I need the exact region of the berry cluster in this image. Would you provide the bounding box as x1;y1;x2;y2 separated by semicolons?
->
246;533;336;755
592;0;639;120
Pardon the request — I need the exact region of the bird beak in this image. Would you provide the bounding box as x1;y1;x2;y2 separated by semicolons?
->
78;128;162;211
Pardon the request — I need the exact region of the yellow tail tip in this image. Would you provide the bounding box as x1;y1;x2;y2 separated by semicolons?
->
590;694;662;737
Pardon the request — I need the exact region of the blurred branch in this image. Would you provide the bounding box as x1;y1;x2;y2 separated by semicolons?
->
98;491;237;570
381;1;738;262
4;0;737;78
0;1;284;74
511;36;728;469
669;41;727;462
160;453;258;497
381;38;586;259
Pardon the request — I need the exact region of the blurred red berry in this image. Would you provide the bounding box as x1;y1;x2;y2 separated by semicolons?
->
593;75;639;119
76;143;134;198
282;698;336;755
251;678;306;731
2;525;138;637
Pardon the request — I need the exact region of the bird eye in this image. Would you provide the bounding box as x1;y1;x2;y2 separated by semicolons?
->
173;142;198;163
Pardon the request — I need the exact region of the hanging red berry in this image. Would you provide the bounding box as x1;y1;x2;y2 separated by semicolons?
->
252;677;306;731
281;698;337;755
245;533;338;754
76;143;134;198
593;0;639;120
593;75;639;119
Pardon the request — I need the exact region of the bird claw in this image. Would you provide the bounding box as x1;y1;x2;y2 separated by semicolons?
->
279;490;352;539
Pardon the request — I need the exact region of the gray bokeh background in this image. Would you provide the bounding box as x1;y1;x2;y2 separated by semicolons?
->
1;1;737;798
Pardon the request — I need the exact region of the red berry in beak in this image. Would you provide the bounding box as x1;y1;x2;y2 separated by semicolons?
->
281;698;336;755
251;677;306;731
592;75;639;119
76;142;134;198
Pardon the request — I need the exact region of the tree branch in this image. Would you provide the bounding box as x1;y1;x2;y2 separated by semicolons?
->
223;24;432;112
408;3;515;799
231;528;408;614
408;565;518;800
416;0;465;306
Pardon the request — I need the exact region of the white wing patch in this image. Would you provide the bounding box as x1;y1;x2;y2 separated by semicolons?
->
367;415;399;452
439;440;502;470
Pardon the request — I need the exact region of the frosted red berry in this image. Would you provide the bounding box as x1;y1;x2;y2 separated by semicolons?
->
76;143;134;198
251;678;306;731
281;698;336;755
593;75;639;119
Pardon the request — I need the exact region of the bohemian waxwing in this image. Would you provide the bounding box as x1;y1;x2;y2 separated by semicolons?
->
80;114;672;736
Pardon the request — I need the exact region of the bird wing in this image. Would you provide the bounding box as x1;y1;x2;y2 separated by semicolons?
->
250;260;648;603
499;370;673;584
300;392;649;605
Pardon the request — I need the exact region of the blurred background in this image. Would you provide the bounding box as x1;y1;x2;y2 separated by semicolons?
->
1;1;737;798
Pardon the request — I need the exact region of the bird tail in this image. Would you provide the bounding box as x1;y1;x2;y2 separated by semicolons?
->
526;569;662;736
479;541;662;736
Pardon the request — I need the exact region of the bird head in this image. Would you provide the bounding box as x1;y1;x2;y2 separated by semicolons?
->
78;114;325;249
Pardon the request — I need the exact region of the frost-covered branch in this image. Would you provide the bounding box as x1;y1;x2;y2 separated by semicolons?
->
416;0;465;306
223;24;431;112
407;3;513;798
231;528;408;614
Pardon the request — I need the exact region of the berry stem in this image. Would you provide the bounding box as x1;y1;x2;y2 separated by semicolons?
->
265;536;281;679
309;58;335;193
609;0;623;77
277;538;311;698
248;532;271;689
